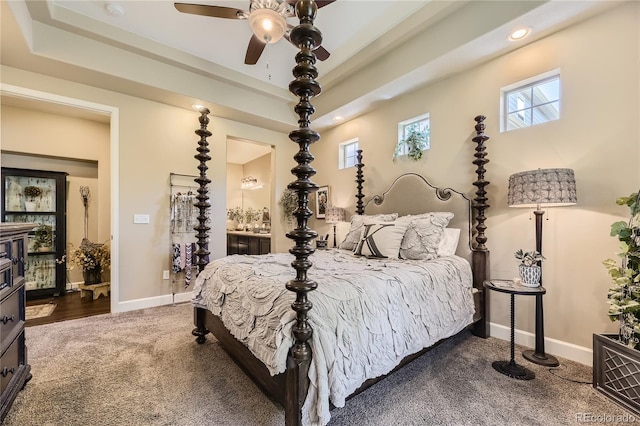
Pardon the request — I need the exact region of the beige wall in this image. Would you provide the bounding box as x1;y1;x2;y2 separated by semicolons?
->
313;3;639;350
242;153;272;214
1;66;295;307
226;162;243;219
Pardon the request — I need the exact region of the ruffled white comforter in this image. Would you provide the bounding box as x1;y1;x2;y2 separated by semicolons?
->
191;249;474;426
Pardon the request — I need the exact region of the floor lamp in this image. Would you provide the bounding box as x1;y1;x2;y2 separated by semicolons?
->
507;168;577;367
325;207;346;248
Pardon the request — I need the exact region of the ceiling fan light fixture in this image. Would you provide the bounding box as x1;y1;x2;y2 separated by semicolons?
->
249;8;286;44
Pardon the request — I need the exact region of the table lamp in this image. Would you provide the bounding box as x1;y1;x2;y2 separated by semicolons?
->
508;168;577;367
325;207;346;248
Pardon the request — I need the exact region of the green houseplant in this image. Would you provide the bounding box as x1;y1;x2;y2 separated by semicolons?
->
514;249;545;286
278;189;298;222
603;192;640;348
32;224;53;251
594;192;640;416
393;128;430;162
23;185;42;211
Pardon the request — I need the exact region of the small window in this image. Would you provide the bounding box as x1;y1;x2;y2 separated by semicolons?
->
501;71;560;132
395;113;430;159
338;138;359;170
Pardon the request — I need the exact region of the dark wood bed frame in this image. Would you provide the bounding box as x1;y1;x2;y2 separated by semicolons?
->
189;2;491;424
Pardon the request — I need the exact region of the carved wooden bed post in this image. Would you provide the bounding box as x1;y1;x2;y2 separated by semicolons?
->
192;107;212;344
355;149;365;215
471;115;490;338
286;1;322;424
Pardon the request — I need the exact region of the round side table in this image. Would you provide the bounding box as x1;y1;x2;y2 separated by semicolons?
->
484;279;546;380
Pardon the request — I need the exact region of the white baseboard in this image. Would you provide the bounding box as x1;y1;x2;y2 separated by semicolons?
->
489;322;593;367
114;291;193;313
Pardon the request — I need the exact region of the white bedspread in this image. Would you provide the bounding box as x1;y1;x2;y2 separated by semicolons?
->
191;249;474;426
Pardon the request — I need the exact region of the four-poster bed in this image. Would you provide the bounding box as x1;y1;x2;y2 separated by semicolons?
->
188;2;491;425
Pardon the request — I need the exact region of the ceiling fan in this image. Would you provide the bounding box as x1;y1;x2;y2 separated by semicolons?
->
174;0;335;65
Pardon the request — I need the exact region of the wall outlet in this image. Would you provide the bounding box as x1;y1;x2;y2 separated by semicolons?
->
162;270;170;280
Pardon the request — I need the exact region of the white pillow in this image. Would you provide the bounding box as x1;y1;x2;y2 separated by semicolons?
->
399;212;454;260
437;228;461;257
353;220;408;259
339;213;398;251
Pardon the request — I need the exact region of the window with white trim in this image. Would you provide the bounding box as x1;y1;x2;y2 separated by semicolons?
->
338;138;359;170
395;113;430;158
501;71;560;132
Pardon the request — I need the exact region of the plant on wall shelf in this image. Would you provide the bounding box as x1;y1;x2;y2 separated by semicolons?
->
604;192;640;349
393;128;430;162
278;189;298;222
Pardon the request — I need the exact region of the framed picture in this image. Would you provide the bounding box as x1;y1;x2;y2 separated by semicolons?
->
316;186;329;219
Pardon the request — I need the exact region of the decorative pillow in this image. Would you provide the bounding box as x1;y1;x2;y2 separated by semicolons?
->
399;212;454;260
353;219;408;259
339;213;398;251
437;228;461;257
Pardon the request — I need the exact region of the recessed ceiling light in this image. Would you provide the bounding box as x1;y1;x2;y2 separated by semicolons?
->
105;3;125;18
509;27;531;41
333;115;343;122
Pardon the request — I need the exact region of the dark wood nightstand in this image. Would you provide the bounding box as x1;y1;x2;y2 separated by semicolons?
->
484;279;546;380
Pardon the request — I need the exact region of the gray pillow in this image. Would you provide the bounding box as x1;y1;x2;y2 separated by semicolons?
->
338;213;398;251
398;212;454;260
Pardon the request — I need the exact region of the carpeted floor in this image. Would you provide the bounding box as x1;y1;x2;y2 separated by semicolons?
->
3;303;632;425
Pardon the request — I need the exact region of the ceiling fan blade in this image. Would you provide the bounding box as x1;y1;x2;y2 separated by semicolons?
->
313;45;330;61
285;0;335;8
174;3;246;19
315;0;337;8
245;35;267;65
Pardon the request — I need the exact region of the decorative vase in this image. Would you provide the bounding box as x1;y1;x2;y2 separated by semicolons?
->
24;201;36;212
83;267;102;285
236;221;245;231
519;265;541;287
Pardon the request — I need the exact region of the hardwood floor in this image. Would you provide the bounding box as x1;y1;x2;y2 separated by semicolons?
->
26;290;110;327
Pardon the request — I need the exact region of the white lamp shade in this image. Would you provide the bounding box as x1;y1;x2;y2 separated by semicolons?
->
249;8;286;44
508;168;577;208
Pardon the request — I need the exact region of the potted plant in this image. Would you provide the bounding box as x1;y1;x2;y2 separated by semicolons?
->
594;192;640;416
67;239;111;285
278;189;298;222
32;224;53;252
23;186;42;211
514;249;545;286
393;128;429;162
226;207;243;230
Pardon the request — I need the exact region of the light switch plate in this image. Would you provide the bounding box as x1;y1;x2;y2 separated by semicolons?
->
133;214;150;224
162;270;170;280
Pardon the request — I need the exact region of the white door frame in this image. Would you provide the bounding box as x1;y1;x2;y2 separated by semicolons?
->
0;83;120;312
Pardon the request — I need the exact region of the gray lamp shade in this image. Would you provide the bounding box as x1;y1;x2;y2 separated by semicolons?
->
325;207;346;223
508;168;577;208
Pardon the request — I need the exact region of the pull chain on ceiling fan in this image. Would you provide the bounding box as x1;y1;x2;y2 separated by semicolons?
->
174;0;335;65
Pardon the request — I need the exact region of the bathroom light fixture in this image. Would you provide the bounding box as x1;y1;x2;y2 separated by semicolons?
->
241;176;262;190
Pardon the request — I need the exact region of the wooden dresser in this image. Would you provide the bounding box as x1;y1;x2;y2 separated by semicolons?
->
0;223;33;421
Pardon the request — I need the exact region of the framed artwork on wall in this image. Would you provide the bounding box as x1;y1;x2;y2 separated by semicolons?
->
316;186;329;219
